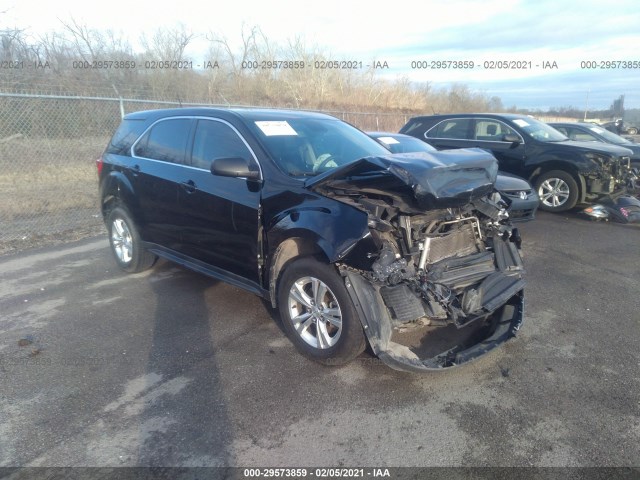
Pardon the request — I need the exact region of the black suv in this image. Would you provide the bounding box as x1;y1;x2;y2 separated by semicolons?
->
400;114;635;212
98;108;526;372
549;122;640;167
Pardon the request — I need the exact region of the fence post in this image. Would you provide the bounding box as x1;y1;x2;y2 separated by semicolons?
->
112;84;125;118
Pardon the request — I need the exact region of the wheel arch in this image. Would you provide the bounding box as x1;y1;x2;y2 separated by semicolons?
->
100;171;140;222
264;203;369;306
528;161;586;204
267;236;329;307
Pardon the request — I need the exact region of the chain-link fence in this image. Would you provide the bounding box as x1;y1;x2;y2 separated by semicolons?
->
0;92;410;253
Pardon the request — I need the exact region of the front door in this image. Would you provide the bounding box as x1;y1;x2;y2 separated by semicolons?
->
179;118;262;285
470;118;527;176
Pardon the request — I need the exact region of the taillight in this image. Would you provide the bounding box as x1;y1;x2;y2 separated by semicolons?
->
96;157;104;175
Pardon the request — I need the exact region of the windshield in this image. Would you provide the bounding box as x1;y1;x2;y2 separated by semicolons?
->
249;118;390;177
509;117;568;142
588;125;632;145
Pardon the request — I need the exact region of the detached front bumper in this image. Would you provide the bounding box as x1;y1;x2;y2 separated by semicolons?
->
344;271;525;373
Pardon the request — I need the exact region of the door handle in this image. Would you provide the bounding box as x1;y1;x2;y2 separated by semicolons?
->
180;180;197;194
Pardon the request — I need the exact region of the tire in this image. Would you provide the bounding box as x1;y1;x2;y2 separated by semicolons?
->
626;127;638;135
277;257;366;366
106;206;157;273
534;170;579;212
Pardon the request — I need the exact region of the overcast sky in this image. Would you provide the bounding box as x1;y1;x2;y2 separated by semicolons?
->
2;0;639;110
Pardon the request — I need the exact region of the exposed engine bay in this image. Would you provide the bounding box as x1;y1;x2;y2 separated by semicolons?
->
366;194;524;330
307;151;526;371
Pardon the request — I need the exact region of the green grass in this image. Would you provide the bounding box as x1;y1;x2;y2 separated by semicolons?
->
0;136;107;220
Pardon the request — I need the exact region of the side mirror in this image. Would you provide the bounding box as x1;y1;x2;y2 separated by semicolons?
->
503;133;521;144
210;157;260;180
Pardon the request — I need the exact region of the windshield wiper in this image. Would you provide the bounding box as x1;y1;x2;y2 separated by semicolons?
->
291;171;317;177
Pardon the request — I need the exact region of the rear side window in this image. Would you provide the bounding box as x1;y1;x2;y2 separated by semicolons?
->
134;118;192;164
427;119;472;139
400;120;424;135
106;119;148;155
191;120;252;170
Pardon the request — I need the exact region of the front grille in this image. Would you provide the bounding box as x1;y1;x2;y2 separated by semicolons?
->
502;189;532;197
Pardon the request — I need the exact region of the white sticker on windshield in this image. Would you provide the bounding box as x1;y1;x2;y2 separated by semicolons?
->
589;127;605;133
378;136;400;145
512;119;530;127
255;121;298;136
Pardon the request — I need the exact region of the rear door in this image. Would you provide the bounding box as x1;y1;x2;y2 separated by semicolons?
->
179;118;262;285
130;117;194;248
423;117;474;150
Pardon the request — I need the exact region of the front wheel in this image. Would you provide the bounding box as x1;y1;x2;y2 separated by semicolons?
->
535;170;579;212
277;257;366;365
106;206;157;273
626;127;638;135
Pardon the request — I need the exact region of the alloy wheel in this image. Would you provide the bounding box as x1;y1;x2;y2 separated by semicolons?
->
287;276;343;349
111;218;133;264
538;178;570;208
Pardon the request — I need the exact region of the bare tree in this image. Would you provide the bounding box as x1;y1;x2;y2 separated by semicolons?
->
59;17;99;62
140;24;196;61
206;24;259;97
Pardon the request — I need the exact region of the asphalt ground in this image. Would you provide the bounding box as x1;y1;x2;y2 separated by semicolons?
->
0;211;639;470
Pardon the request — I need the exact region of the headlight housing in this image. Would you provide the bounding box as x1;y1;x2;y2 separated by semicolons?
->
585;152;613;167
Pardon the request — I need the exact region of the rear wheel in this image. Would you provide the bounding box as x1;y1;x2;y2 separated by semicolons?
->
106;206;157;273
277;257;366;365
625;127;638;135
535;170;579;212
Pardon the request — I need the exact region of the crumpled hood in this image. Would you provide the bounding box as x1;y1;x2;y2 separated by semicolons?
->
559;140;634;158
305;149;498;210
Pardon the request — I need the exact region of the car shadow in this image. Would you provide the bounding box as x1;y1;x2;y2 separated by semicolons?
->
138;259;233;467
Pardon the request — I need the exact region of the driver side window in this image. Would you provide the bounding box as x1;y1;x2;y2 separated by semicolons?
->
191;120;252;170
474;120;516;141
568;129;598;142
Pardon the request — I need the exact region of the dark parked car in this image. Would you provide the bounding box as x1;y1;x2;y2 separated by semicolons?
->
549;122;640;167
368;132;539;222
601;120;638;136
98;108;526;372
400;114;635;212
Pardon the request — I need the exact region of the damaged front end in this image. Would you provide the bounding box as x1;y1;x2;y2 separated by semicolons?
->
583;153;637;200
307;150;525;372
581;166;640;223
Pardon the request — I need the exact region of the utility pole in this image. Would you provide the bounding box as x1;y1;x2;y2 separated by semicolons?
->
583;89;590;121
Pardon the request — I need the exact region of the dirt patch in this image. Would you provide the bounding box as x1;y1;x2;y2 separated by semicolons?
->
0;223;106;256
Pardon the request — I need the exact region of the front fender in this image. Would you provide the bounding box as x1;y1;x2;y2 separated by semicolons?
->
266;203;369;264
526;151;603;176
